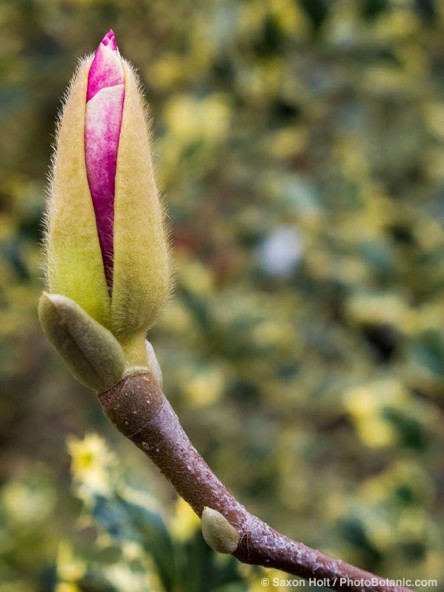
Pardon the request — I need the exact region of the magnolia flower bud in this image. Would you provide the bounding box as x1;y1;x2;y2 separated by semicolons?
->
45;31;170;365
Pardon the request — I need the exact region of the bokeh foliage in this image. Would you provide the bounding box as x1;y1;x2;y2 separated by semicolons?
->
1;0;444;590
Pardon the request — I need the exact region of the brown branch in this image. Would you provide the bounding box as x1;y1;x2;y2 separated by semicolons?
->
99;372;415;592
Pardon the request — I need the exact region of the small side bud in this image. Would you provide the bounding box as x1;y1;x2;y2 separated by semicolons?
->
201;507;240;554
38;292;125;392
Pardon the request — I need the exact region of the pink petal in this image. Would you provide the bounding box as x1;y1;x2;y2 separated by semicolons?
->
87;38;124;102
102;29;118;50
85;31;125;291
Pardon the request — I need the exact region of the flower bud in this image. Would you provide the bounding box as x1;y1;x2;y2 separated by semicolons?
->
38;292;126;392
45;31;170;365
201;507;240;554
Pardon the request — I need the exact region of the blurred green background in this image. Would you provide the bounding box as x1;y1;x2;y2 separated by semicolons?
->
1;0;444;591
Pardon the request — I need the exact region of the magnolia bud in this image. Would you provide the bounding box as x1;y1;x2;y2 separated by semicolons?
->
201;507;240;554
38;292;126;392
45;31;170;365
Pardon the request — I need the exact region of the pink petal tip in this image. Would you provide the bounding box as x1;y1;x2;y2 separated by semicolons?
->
101;29;118;51
87;31;123;102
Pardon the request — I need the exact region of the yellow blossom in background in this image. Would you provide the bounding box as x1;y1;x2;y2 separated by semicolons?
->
68;434;116;496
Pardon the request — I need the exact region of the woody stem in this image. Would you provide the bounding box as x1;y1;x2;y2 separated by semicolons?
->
98;372;414;592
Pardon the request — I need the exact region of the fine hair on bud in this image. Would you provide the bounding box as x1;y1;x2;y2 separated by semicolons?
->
43;34;172;367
